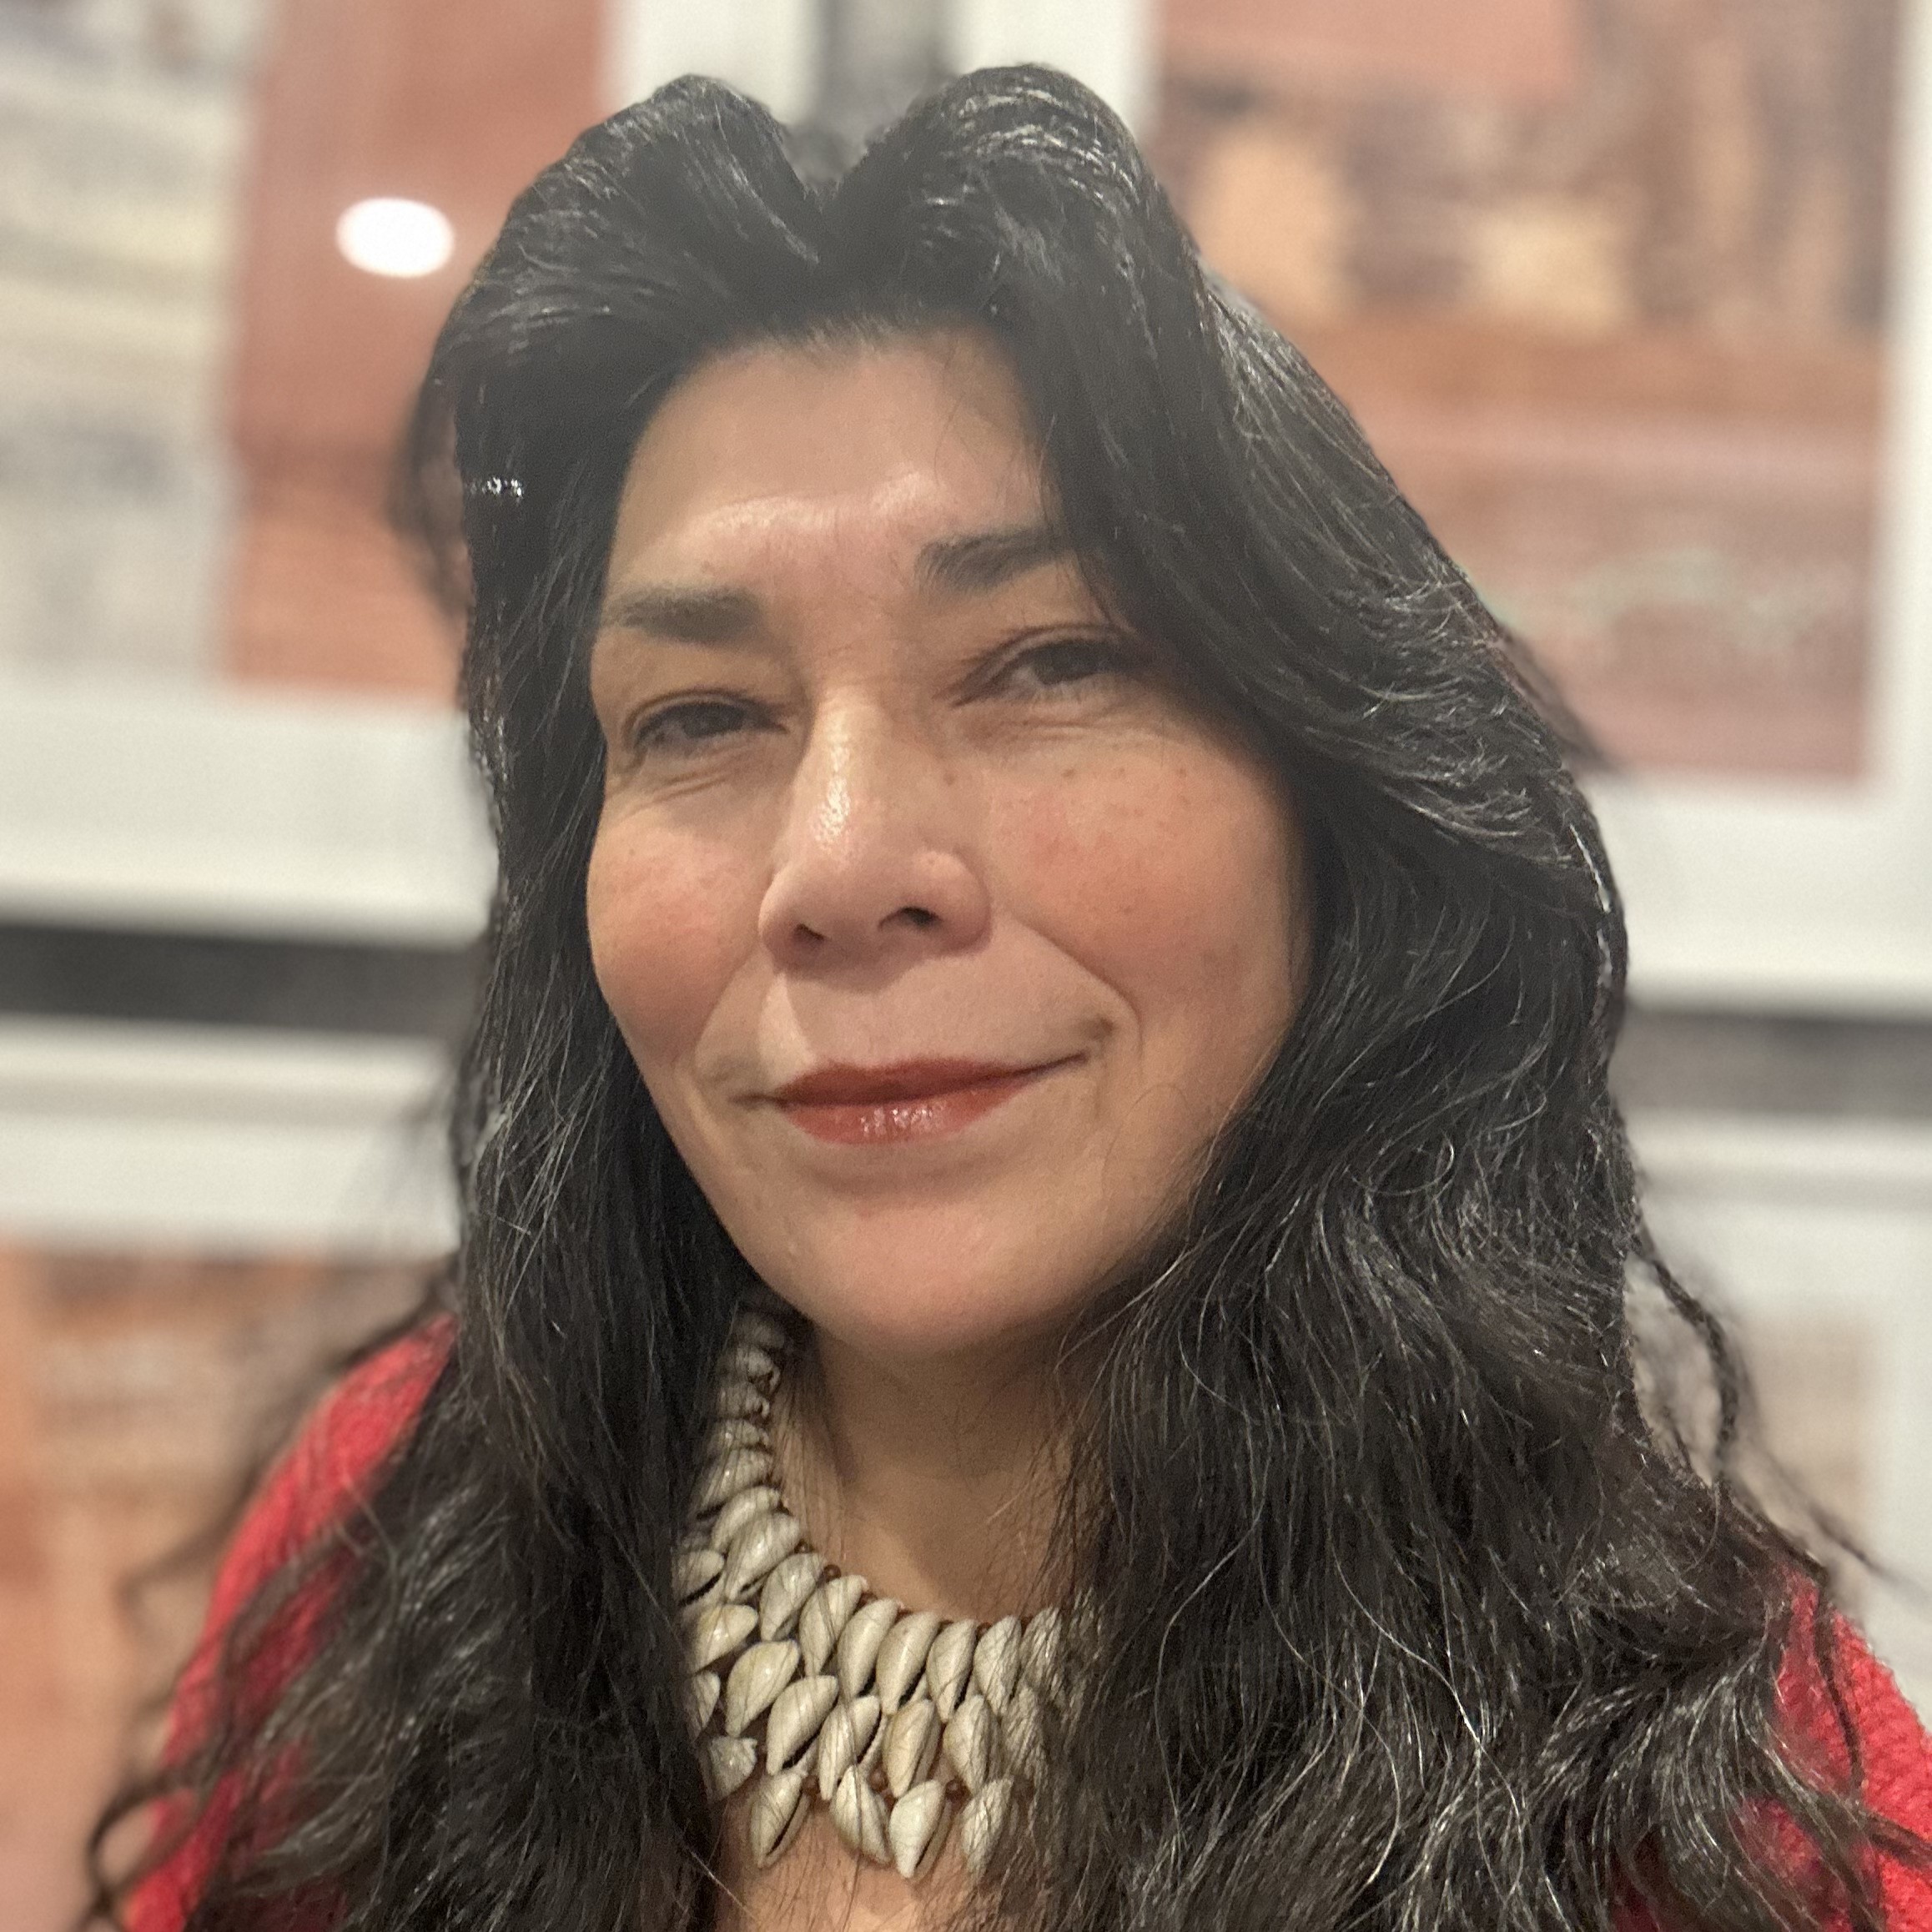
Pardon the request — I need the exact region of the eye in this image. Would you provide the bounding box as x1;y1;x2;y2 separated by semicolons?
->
996;635;1140;696
628;697;767;757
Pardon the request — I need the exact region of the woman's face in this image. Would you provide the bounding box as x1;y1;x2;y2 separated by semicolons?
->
586;330;1309;1362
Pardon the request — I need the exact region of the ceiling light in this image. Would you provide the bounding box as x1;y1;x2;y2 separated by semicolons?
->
335;198;455;279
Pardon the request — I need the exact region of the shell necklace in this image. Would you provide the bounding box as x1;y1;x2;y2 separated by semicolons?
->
678;1303;1064;1882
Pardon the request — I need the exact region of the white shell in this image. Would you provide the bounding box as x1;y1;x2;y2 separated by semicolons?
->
757;1551;825;1641
958;1775;1014;1879
1002;1680;1045;1781
873;1609;942;1712
720;1341;779;1387
707;1485;782;1555
692;1447;774;1516
829;1765;890;1864
943;1693;996;1794
765;1672;839;1774
732;1309;791;1354
971;1615;1023;1712
798;1573;867;1674
687;1601;758;1673
683;1301;1055;1882
702;1417;765;1460
703;1733;758;1801
888;1778;951;1880
722;1639;800;1735
684;1669;721;1734
712;1379;771;1421
1019;1606;1064;1692
748;1765;810;1869
882;1697;940;1798
722;1512;804;1601
672;1545;724;1605
835;1596;903;1700
814;1695;881;1797
925;1618;979;1719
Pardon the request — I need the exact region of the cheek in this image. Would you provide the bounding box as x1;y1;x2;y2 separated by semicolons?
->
1004;752;1302;1044
585;812;757;1074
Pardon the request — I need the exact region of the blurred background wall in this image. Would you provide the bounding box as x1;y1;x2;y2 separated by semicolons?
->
3;0;1930;1921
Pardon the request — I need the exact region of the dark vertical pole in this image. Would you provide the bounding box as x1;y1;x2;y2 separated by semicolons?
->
792;0;951;172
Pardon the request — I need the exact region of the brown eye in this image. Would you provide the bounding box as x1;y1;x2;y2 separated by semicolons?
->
631;698;764;756
1000;636;1138;695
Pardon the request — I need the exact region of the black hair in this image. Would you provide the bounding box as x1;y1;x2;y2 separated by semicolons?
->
92;65;1926;1932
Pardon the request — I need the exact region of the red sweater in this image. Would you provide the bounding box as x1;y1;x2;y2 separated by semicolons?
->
130;1326;1932;1930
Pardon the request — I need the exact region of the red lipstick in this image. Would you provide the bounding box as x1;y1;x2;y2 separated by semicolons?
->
770;1058;1063;1145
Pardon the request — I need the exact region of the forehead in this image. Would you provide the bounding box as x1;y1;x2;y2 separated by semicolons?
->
607;328;1048;581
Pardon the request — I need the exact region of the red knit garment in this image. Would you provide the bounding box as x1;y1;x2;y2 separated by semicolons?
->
127;1324;451;1932
128;1327;1932;1931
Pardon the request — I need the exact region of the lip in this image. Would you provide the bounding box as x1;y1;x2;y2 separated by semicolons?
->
768;1057;1070;1145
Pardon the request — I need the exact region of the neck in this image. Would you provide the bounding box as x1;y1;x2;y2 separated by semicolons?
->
775;1322;1077;1625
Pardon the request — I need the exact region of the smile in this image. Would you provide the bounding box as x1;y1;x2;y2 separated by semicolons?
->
768;1058;1071;1145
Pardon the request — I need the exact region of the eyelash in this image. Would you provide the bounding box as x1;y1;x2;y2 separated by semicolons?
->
988;634;1139;697
623;634;1141;758
629;697;758;757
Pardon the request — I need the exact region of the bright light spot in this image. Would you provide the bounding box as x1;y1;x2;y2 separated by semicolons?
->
335;198;455;279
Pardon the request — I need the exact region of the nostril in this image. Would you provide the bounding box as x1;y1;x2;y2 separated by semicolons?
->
893;906;939;930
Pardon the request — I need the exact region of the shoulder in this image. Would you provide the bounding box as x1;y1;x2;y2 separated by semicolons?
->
1777;1602;1932;1926
1614;1600;1932;1932
1684;1594;1932;1932
128;1319;455;1932
198;1314;455;1636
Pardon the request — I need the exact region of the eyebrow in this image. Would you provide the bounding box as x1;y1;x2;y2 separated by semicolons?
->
596;524;1074;646
914;522;1073;595
597;583;763;645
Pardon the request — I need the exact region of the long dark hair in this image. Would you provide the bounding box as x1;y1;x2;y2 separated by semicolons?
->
94;66;1924;1932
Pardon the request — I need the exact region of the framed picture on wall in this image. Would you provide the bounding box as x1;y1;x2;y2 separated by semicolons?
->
3;0;1926;1014
1159;0;1932;1014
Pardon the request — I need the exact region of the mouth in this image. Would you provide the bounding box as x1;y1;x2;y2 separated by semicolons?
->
767;1057;1074;1145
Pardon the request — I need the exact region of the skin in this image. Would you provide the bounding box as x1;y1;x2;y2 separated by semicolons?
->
585;328;1310;1926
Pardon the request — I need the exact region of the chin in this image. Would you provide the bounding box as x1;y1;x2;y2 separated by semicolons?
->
755;1225;1102;1364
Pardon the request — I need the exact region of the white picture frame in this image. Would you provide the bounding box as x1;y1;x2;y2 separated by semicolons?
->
1;0;1926;1019
1582;1;1932;1017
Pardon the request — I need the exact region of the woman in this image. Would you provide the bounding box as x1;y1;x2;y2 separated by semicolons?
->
98;65;1931;1932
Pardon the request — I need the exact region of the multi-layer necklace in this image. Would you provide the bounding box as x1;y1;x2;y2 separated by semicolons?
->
678;1303;1064;1882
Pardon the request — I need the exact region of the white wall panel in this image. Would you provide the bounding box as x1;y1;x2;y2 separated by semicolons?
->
0;1018;454;1256
605;0;821;119
0;672;494;941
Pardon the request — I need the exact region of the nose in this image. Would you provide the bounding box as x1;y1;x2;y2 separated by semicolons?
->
757;705;991;973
